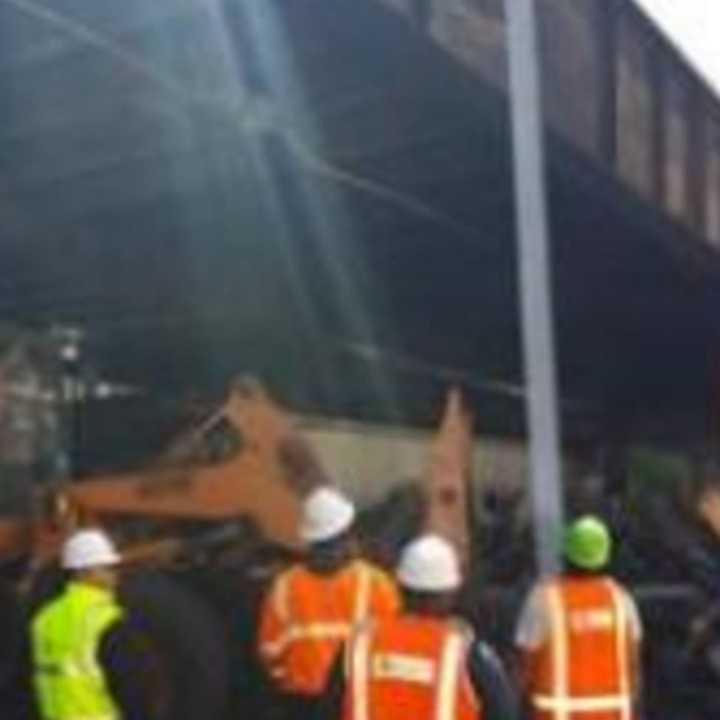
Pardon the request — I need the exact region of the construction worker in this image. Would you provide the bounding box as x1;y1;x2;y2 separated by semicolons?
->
258;487;400;714
514;515;642;720
323;534;519;720
31;528;150;720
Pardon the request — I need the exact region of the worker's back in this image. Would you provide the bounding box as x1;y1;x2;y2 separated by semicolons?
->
259;558;400;695
343;614;480;720
32;582;123;720
516;517;642;720
517;574;640;720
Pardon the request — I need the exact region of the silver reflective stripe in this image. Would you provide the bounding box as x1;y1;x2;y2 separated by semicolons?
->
260;621;352;658
354;565;372;623
35;662;61;676
352;628;371;720
343;630;355;680
434;631;463;720
36;660;103;679
606;580;630;720
274;571;292;622
45;716;116;720
533;695;632;712
547;583;569;720
47;715;116;720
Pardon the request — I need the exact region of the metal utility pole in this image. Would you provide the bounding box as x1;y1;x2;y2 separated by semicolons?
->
504;0;564;575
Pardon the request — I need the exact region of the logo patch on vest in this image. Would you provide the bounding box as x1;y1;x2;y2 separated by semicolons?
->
372;653;435;684
569;609;614;633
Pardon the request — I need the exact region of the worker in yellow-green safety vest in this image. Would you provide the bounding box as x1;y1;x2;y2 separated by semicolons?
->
32;528;150;720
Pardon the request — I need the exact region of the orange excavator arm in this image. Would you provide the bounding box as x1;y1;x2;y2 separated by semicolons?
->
423;387;474;572
62;379;332;550
0;380;476;572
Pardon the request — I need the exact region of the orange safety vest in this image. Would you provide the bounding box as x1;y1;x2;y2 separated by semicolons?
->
343;616;481;720
527;576;637;720
259;559;401;696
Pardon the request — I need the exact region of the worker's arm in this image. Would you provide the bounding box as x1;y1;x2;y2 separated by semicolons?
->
98;616;155;720
513;584;548;713
624;591;644;715
257;571;292;687
468;640;521;720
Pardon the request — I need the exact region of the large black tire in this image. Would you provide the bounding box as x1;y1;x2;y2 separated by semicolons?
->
0;581;34;720
120;571;230;720
0;581;28;689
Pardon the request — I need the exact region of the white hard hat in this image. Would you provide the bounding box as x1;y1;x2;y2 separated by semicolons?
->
61;528;121;570
300;487;356;543
397;534;461;592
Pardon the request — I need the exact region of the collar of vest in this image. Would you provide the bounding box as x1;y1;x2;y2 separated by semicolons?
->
66;581;116;604
304;557;364;578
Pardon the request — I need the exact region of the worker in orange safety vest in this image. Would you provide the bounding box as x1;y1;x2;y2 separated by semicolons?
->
514;516;643;720
258;487;400;717
321;534;518;720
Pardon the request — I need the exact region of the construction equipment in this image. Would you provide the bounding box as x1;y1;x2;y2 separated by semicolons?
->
424;387;474;572
0;375;331;720
0;373;325;570
0;329;475;720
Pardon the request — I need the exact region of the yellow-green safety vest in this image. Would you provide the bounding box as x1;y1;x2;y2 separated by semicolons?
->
32;581;124;720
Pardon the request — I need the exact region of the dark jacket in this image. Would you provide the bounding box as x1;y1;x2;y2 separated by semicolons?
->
98;615;155;720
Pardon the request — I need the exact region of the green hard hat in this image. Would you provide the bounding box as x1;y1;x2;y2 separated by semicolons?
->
564;515;612;570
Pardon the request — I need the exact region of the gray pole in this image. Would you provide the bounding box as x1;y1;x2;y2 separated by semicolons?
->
504;0;564;575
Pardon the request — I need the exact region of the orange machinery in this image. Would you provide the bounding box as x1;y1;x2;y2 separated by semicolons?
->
0;378;326;568
0;376;474;575
0;377;475;720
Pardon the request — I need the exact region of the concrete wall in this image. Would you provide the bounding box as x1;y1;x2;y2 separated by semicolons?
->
299;415;527;508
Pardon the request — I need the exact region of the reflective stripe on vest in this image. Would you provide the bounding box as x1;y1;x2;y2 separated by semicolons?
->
533;696;632;713
354;565;371;624
261;622;352;658
533;580;631;720
32;583;123;720
434;631;464;720
32;715;116;720
606;580;631;720
351;625;372;720
548;584;569;720
350;625;466;720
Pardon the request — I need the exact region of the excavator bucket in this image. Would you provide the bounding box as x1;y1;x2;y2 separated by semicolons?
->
423;387;474;573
